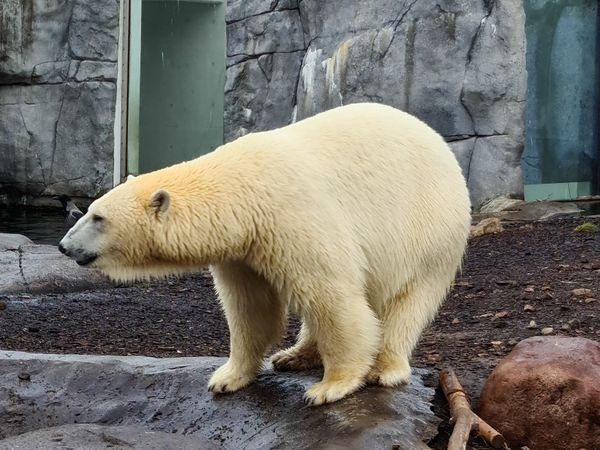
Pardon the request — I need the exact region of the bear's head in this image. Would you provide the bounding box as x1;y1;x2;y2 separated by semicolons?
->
58;176;177;281
59;160;254;281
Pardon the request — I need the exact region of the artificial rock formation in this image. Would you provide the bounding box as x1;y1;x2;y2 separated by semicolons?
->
0;233;110;294
477;336;600;450
225;0;527;208
0;0;119;203
1;0;527;209
0;352;440;450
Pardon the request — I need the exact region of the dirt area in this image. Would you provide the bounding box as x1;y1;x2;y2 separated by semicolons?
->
1;216;599;448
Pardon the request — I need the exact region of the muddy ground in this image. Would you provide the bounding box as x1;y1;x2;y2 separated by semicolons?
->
1;216;599;449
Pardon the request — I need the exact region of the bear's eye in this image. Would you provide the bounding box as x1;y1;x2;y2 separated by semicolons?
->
92;214;105;224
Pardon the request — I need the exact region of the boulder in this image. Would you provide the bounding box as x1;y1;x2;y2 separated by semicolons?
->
0;424;222;450
479;196;526;214
0;242;110;294
474;199;582;222
0;233;34;251
477;336;600;450
0;352;441;449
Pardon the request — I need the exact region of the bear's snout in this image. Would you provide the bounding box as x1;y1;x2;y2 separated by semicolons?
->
58;238;98;267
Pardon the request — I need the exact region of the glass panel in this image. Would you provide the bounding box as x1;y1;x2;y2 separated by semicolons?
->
522;0;600;199
128;0;225;175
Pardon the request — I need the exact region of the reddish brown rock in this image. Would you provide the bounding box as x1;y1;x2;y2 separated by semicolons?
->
477;336;600;450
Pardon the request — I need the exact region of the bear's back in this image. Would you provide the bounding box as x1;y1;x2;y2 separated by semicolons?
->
224;103;471;297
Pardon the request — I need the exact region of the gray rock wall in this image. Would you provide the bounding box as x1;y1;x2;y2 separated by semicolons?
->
225;0;527;209
0;0;119;204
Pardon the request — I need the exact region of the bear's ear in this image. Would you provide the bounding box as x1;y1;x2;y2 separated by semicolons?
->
150;189;170;216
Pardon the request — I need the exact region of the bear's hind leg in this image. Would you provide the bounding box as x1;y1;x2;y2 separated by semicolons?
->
301;284;380;405
271;321;322;371
367;277;449;387
208;263;286;394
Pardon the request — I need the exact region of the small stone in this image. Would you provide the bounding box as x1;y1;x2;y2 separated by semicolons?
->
561;324;571;331
491;341;503;346
528;320;537;329
524;287;535;293
541;327;554;335
541;285;552;291
572;288;593;298
494;311;509;320
471;217;503;237
569;319;581;328
425;353;441;365
508;338;519;346
584;298;596;304
0;301;6;311
452;318;460;324
583;263;594;270
523;304;535;312
18;372;31;381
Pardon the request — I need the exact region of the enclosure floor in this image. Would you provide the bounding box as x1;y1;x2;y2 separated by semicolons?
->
1;217;599;449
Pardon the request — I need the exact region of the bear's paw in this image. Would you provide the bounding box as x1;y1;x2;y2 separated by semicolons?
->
207;361;255;394
271;346;322;371
303;377;364;406
366;358;411;386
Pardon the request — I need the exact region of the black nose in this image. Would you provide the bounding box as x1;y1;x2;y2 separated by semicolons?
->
58;243;67;254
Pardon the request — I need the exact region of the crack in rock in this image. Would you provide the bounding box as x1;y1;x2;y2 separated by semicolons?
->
49;90;66;181
17;245;30;291
460;0;497;135
380;0;420;59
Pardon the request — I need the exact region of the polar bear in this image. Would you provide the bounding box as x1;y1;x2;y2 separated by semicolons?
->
58;103;471;405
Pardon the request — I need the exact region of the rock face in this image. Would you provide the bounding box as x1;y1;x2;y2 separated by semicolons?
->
0;424;223;450
0;233;34;251
225;0;527;209
0;352;441;449
2;0;527;209
0;234;110;294
477;336;600;450
0;0;119;204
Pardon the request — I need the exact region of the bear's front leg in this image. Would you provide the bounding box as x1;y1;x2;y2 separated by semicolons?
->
208;263;286;394
300;282;381;405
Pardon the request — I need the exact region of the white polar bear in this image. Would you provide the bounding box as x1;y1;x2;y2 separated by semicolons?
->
58;103;471;405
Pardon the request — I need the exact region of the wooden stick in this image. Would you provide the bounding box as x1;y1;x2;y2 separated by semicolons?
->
440;368;506;450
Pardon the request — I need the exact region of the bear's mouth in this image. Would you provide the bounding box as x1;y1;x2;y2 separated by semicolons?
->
76;253;98;266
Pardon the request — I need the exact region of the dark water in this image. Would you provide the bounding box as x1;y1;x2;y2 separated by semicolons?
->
0;208;69;245
579;201;600;216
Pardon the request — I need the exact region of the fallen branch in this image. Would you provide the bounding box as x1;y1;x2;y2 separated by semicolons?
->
440;368;506;450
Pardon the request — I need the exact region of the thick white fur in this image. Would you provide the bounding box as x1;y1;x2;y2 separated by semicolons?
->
59;103;471;405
